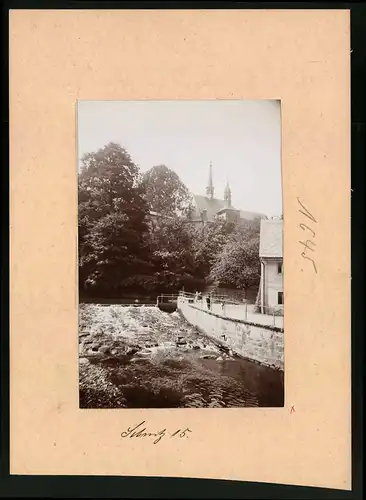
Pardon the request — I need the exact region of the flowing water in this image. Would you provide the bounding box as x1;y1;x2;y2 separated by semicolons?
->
79;304;284;408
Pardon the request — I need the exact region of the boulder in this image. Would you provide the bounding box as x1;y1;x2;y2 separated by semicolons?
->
87;349;99;356
135;351;151;358
126;347;139;356
99;346;110;354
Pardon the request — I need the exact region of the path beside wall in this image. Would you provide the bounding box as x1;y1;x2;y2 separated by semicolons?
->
177;297;284;370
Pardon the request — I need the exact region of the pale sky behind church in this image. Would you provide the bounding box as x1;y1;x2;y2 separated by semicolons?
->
78;100;282;217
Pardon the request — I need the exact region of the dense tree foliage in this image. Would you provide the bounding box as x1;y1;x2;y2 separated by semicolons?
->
78;143;151;296
191;219;235;280
142;164;192;218
148;216;201;292
78;142;263;299
209;220;261;296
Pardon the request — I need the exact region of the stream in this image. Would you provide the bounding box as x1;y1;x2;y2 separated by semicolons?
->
79;304;284;408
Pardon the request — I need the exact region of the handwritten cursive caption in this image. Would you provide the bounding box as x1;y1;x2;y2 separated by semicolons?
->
121;421;192;445
297;197;318;273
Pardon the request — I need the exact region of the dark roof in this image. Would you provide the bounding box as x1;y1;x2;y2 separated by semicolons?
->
192;195;227;220
192;194;266;221
259;219;283;258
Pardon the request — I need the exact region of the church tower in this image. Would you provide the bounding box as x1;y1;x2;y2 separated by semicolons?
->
206;162;214;199
224;181;232;207
217;179;240;224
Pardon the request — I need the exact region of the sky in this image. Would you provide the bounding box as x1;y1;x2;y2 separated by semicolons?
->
77;100;282;217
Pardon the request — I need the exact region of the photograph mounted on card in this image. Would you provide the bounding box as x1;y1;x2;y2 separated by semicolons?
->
77;99;284;410
9;9;351;490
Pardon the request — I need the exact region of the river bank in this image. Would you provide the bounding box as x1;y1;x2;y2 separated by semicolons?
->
79;304;284;408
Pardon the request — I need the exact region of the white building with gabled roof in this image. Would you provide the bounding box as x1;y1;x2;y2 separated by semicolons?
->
257;218;284;314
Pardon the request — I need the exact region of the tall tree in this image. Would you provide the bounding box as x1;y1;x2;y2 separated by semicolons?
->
78;142;146;220
141;164;192;218
78;143;151;295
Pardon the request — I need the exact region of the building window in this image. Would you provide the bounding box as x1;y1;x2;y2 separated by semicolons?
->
277;263;283;274
278;292;284;305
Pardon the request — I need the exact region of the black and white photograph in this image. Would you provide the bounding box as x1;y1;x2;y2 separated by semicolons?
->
78;100;284;409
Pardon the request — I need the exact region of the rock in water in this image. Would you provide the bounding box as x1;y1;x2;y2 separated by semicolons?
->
126;347;139;356
99;346;110;354
134;349;151;358
87;349;101;357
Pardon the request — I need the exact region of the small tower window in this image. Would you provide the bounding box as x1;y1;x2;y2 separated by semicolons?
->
278;292;284;305
277;263;283;274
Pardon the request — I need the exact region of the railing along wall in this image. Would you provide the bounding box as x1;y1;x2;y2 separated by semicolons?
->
178;291;284;327
156;294;179;305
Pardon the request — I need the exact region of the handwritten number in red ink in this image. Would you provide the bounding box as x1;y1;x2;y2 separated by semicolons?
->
290;405;296;414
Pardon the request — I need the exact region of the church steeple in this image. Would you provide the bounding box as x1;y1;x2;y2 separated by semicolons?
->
224;180;232;206
206;161;214;199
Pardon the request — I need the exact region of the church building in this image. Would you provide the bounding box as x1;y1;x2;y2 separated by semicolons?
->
187;162;266;229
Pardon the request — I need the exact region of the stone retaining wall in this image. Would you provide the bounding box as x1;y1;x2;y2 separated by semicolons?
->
177;297;284;370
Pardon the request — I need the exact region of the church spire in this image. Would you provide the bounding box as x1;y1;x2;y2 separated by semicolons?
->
224;180;232;206
206;161;214;199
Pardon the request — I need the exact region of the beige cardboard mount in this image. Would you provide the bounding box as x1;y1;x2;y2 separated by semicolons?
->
10;9;351;490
